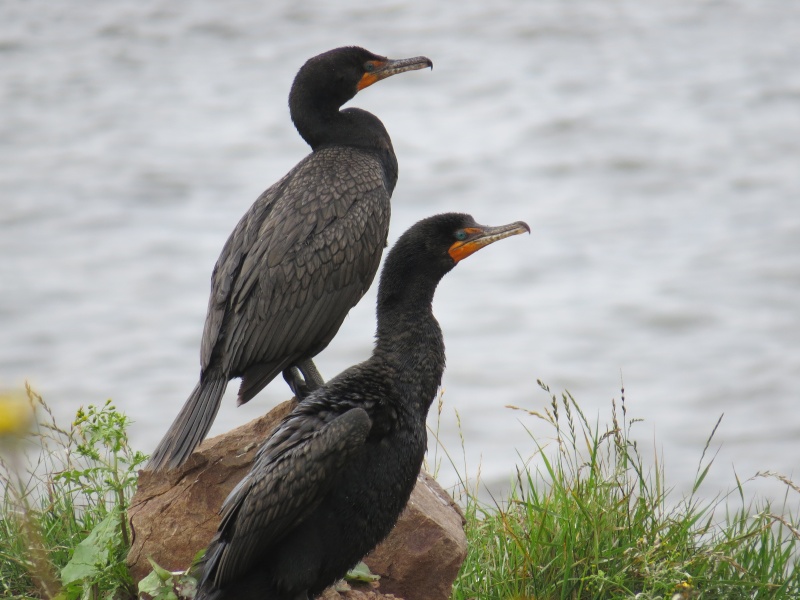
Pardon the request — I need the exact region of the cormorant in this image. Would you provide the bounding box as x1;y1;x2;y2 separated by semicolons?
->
194;212;530;600
146;47;432;472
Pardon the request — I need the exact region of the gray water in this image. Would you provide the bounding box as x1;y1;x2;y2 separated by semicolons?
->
2;0;799;504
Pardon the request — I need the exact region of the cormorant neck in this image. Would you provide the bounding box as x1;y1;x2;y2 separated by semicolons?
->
374;258;447;355
291;102;398;191
373;272;446;418
376;285;438;343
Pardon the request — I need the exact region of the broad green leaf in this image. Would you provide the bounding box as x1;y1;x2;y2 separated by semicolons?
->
137;570;166;597
147;556;177;582
345;561;380;582
61;511;119;584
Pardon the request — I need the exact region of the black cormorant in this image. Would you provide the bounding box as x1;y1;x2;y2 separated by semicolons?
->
194;212;530;600
146;47;432;472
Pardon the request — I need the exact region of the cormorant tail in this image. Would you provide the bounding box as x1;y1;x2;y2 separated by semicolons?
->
145;377;228;472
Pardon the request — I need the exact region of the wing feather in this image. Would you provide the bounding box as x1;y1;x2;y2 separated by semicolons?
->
201;148;389;395
204;406;372;588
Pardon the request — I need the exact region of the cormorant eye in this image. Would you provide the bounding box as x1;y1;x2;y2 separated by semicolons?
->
455;230;467;241
364;62;375;72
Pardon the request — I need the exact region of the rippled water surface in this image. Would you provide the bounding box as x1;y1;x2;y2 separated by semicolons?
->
2;0;799;502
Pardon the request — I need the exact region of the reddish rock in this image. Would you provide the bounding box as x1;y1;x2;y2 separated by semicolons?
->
126;401;467;599
126;400;296;582
319;580;402;599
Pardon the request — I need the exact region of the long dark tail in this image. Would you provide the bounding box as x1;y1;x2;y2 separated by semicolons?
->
145;377;228;472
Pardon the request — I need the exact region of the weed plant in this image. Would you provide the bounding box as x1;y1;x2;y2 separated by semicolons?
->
0;386;146;599
450;381;800;600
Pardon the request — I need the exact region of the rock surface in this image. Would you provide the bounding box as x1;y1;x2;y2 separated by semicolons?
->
127;400;467;600
319;584;401;600
319;583;401;600
127;400;296;581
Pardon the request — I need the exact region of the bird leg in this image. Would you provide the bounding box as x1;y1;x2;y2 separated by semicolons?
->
283;367;308;399
282;359;325;400
297;359;324;392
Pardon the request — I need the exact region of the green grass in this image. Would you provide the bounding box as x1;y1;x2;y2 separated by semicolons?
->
1;383;798;599
0;386;146;599
449;381;800;600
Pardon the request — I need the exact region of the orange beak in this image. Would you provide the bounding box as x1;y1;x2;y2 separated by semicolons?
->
357;55;433;91
448;221;530;263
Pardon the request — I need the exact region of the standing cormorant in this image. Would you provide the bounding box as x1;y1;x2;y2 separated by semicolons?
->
194;213;530;600
146;47;432;472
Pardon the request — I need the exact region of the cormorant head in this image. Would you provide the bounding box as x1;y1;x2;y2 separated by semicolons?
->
379;213;530;307
290;46;433;113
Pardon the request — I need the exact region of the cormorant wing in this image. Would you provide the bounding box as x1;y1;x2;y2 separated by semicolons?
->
203;404;372;588
199;148;389;402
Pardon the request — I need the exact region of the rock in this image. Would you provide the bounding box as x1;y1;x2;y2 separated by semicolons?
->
319;580;402;599
126;399;296;582
126;401;467;600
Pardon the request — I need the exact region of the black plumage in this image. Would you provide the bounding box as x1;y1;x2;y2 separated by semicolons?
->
146;47;432;472
194;213;530;600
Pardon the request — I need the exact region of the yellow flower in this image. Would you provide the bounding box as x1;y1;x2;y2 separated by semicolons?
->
0;390;34;437
671;579;696;600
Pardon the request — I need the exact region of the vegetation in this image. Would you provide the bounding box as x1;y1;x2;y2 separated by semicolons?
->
0;386;146;599
1;382;798;599
449;381;800;600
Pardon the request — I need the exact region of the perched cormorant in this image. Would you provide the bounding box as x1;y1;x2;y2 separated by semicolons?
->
194;213;530;600
146;47;432;472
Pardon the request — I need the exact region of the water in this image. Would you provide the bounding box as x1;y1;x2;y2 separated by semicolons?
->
2;0;799;505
